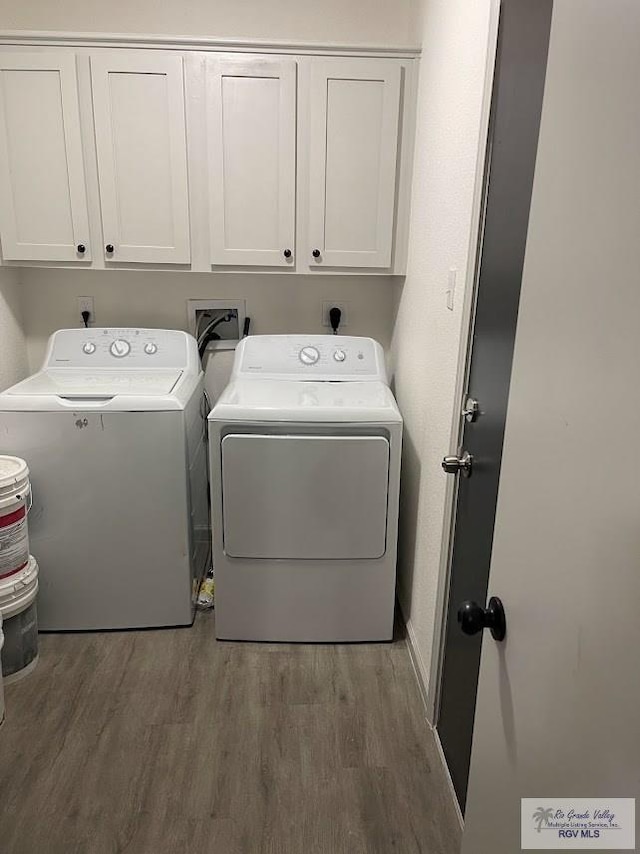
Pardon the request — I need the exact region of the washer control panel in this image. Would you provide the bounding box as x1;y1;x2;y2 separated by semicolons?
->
110;339;131;358
46;328;194;369
235;335;386;382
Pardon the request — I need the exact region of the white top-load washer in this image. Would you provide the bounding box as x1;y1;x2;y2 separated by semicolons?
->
208;335;402;642
0;328;210;630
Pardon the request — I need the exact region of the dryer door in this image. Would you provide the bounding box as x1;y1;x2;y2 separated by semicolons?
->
221;434;389;560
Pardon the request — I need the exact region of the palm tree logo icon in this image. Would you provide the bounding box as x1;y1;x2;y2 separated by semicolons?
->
533;807;555;833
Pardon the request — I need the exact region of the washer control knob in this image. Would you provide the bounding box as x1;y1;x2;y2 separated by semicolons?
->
110;339;131;358
299;346;320;365
144;342;158;355
333;349;346;362
82;342;96;355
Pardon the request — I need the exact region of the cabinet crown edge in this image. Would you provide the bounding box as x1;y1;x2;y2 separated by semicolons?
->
0;30;421;59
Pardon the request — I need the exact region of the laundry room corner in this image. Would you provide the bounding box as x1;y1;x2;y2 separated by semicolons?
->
389;0;499;719
0;267;28;391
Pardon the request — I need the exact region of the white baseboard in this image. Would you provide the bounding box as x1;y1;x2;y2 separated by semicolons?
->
433;726;464;831
401;607;464;832
403;614;432;721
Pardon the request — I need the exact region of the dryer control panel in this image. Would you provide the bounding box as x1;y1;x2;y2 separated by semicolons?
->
44;328;200;372
232;335;387;383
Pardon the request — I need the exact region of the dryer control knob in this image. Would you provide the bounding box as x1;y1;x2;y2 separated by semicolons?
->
333;349;346;362
82;342;96;354
144;342;158;355
299;346;320;365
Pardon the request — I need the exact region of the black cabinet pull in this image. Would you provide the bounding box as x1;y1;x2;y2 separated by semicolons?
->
105;244;114;254
312;249;321;258
76;244;86;254
283;249;292;258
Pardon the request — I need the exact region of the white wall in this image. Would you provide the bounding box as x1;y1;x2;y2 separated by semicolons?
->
0;267;27;391
0;0;422;47
389;0;496;707
20;268;396;397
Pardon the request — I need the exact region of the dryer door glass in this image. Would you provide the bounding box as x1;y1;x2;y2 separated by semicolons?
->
221;434;389;560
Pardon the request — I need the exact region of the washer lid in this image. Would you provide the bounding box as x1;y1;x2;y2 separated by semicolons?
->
209;379;402;423
4;369;183;398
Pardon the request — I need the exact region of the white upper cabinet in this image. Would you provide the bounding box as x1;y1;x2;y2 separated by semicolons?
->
206;57;296;267
0;42;415;272
307;59;402;269
0;53;91;262
90;51;191;264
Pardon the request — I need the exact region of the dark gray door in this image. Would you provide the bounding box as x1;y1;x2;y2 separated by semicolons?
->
436;0;554;812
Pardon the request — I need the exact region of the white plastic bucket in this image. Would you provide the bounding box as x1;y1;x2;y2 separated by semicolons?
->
0;616;5;728
0;456;31;580
0;555;38;684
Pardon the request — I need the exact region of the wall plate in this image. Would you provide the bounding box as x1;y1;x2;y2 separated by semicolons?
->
322;301;349;330
77;295;95;326
187;299;247;351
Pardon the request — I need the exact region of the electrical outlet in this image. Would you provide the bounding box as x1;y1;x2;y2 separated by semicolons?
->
322;301;349;330
77;296;95;327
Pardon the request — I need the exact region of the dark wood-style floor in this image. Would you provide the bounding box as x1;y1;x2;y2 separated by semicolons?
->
0;611;461;854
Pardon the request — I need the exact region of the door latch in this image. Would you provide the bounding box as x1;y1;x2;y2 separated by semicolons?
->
462;397;479;423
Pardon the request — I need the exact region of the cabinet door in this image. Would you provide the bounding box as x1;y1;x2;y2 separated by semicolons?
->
90;51;190;264
308;59;401;269
206;57;296;267
0;53;91;262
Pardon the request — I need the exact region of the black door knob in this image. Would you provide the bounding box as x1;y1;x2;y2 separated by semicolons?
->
458;597;506;641
283;249;292;258
312;249;321;258
105;244;114;254
76;244;86;254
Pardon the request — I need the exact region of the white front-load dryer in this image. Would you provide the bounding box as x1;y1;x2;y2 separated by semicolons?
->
0;328;210;630
208;335;402;642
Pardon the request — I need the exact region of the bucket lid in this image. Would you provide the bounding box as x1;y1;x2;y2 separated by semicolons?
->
0;556;38;600
0;456;29;494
